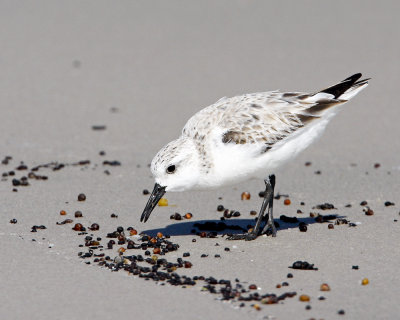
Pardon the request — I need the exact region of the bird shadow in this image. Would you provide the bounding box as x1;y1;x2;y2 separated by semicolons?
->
141;215;347;237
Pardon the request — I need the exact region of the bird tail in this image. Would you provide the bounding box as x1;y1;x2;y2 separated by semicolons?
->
316;73;370;101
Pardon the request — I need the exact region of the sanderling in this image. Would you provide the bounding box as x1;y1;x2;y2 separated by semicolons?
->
141;73;369;240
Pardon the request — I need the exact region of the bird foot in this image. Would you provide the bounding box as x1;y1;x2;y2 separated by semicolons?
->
261;221;277;237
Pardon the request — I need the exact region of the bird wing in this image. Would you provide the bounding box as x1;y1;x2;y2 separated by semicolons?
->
183;74;368;154
214;91;345;153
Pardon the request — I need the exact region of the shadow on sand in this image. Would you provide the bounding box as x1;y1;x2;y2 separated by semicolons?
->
141;215;347;237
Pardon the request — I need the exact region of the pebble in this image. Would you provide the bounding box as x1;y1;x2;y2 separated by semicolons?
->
284;199;291;205
384;201;394;207
252;304;261;311
9;218;17;224
74;211;83;218
72;223;84;231
328;223;334;229
299;222;307;232
232;211;240;217
158;198;168;206
77;193;86;201
170;212;182;220
184;212;193;219
217;205;224;211
89;223;100;231
320;283;330;291
361;278;369;285
92;125;106;130
60;210;67;215
290;261;318;270
299;294;310;302
241;192;251;200
313;203;335;210
142;189;149;195
364;207;374;216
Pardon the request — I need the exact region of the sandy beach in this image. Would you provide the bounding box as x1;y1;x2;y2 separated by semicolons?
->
1;1;399;319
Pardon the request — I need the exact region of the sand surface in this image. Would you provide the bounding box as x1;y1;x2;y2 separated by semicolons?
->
1;1;399;319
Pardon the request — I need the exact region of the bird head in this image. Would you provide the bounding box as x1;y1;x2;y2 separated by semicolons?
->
141;137;200;222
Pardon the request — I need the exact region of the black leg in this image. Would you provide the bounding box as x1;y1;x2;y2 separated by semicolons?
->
227;174;276;241
261;174;277;237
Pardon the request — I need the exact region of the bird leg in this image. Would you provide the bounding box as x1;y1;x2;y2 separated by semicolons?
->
227;174;276;241
261;174;277;237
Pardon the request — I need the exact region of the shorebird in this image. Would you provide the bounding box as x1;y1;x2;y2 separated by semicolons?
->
141;73;369;240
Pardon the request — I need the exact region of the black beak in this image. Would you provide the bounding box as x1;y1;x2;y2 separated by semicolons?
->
140;183;167;223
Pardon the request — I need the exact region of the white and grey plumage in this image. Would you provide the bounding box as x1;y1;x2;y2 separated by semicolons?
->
142;73;369;238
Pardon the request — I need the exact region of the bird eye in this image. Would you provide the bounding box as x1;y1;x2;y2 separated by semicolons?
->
166;165;176;174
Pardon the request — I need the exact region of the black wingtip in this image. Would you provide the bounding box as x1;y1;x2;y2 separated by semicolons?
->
342;73;362;83
320;73;365;99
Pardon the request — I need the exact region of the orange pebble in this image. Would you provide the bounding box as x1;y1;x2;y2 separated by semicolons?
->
150;238;157;244
362;278;369;285
253;304;261;311
184;213;193;219
60;210;67;215
299;294;310;302
129;229;138;236
118;247;126;253
156;232;163;238
284;199;291;205
241;192;251;200
72;223;83;231
153;247;161;254
320;283;331;291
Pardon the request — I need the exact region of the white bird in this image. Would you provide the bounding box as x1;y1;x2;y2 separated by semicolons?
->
141;73;369;240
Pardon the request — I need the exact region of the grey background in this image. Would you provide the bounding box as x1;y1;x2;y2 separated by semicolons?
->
1;1;399;319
